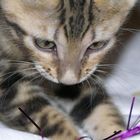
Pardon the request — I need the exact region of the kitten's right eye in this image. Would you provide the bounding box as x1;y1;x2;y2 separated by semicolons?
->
34;38;56;52
89;40;109;51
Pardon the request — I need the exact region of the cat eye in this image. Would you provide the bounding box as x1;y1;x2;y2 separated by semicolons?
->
88;40;109;51
34;38;56;51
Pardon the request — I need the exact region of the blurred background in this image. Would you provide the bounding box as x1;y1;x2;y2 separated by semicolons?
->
104;2;140;139
105;1;140;97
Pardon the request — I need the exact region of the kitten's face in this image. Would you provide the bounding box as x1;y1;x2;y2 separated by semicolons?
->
1;0;136;85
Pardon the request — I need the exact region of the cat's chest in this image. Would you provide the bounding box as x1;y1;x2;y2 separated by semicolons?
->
51;97;78;113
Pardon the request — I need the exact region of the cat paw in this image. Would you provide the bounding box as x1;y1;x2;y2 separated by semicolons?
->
39;107;79;140
95;125;125;140
50;120;79;140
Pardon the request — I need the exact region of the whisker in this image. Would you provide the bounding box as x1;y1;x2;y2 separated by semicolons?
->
27;74;42;84
88;77;97;92
120;27;140;33
85;80;92;102
0;68;36;79
96;69;108;74
6;60;33;64
86;79;93;93
130;115;140;128
98;64;140;77
0;72;39;107
88;78;99;110
81;81;85;90
91;73;103;83
98;64;117;66
96;68;132;90
0;68;37;88
94;68;137;104
90;74;105;99
86;79;96;111
7;71;39;90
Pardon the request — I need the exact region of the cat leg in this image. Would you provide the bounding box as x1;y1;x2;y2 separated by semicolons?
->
83;101;125;139
70;89;125;140
0;81;79;140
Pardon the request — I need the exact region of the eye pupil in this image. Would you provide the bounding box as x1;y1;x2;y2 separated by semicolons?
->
93;42;100;47
45;41;50;46
34;38;56;51
89;40;109;51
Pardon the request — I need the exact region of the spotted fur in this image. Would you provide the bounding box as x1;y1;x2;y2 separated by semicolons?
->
0;0;137;140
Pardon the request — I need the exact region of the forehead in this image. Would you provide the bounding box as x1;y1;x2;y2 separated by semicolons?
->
62;0;93;39
1;0;127;40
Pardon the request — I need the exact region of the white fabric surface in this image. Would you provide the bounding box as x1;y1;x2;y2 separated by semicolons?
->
0;33;140;140
0;127;48;140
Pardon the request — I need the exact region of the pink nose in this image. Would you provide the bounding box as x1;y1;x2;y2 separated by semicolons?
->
59;70;79;85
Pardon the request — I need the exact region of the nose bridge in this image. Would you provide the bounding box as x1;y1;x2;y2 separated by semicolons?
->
58;42;82;83
62;47;80;72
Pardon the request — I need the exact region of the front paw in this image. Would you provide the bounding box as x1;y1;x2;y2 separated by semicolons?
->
40;107;79;140
87;125;124;140
50;120;79;140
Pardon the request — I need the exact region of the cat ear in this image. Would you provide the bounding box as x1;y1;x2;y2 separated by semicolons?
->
94;0;137;12
127;0;137;7
21;0;60;10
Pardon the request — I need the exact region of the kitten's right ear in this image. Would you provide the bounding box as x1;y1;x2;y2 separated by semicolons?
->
21;0;60;10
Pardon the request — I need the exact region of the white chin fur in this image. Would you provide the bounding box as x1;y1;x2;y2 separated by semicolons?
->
34;62;59;83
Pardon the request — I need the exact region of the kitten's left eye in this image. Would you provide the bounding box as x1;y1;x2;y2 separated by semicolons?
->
89;40;109;51
34;38;56;51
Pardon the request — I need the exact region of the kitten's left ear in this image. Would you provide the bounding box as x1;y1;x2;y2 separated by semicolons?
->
95;0;137;10
127;0;137;9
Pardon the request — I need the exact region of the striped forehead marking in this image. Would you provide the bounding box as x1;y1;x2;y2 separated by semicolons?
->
60;0;93;39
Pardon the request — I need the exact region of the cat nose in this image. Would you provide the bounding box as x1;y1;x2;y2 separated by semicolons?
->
59;70;79;85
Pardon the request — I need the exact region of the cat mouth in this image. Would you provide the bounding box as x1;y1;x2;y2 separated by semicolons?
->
34;62;79;85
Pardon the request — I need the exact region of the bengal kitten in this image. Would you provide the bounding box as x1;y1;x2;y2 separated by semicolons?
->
0;0;137;140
